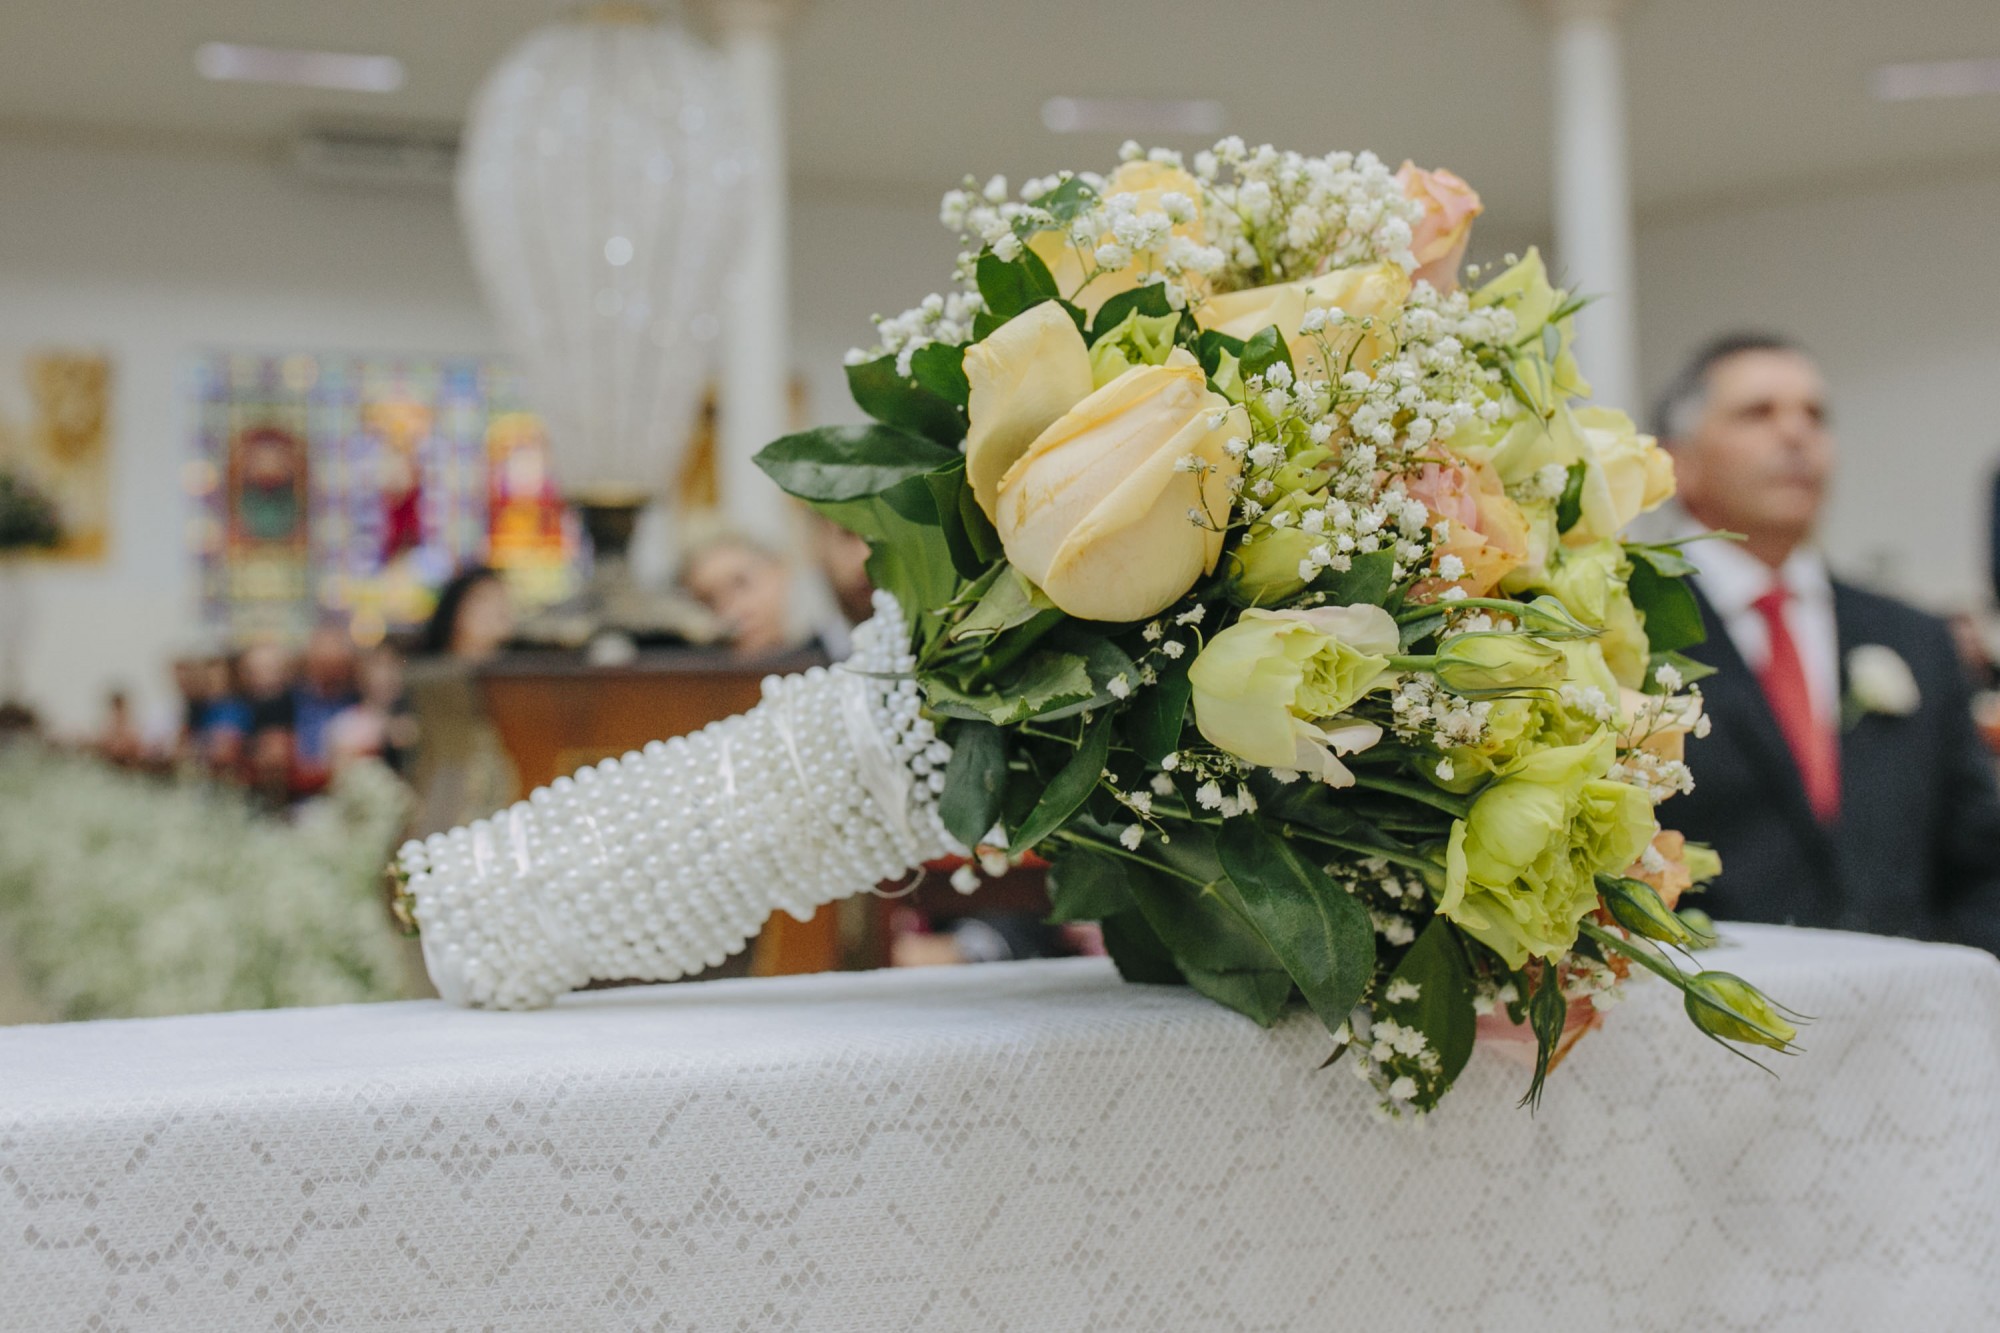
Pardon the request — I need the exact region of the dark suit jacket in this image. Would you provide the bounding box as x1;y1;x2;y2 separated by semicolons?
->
1672;580;2000;954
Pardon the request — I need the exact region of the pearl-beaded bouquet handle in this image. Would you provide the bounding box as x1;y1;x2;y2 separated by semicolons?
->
392;594;961;1009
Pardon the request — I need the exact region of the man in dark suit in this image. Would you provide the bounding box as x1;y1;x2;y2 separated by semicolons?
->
1654;333;2000;954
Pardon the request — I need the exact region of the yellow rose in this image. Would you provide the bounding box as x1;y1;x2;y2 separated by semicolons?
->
1195;264;1410;381
993;350;1245;621
1567;407;1676;546
1189;605;1398;784
962;301;1096;518
1028;160;1205;316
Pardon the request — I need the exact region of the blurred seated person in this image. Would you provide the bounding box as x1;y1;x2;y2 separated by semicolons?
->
170;652;212;762
403;567;520;837
289;623;359;792
1654;333;2000;953
237;641;298;807
94;688;147;767
191;652;251;772
681;527;859;660
326;643;415;776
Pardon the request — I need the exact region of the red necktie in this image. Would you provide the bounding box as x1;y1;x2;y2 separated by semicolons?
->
1749;585;1840;822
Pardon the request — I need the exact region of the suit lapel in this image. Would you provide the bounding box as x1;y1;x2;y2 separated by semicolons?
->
1831;582;1887;855
1685;580;1835;866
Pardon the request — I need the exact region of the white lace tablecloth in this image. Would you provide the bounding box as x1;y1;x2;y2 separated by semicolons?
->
4;925;1997;1331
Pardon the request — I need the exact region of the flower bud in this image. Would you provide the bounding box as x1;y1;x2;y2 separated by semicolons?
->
1683;970;1797;1051
1432;633;1568;699
1600;876;1713;949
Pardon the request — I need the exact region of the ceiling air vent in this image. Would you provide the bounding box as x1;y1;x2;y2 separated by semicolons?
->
288;120;460;189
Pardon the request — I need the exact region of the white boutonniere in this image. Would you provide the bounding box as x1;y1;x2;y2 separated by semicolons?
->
1843;643;1920;727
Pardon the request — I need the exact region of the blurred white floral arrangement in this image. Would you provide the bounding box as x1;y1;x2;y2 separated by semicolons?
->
0;746;413;1021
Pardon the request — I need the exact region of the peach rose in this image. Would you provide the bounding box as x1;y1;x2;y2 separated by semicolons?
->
1396;162;1482;294
1627;829;1695;910
1406;458;1529;598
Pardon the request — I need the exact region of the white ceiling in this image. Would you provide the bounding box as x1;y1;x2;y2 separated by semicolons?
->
1;0;1997;231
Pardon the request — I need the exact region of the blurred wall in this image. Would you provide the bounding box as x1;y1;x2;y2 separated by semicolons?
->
0;136;499;734
1636;164;2000;610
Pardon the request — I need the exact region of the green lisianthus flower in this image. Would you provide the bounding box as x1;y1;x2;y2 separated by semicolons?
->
1439;734;1658;967
1087;309;1182;387
1544;541;1650;688
1189;605;1398;785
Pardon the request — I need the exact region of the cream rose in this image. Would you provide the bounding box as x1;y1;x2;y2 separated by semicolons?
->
1567;407;1676;546
962;301;1096;518
1396;161;1482;294
1195;264;1410;381
991;350;1245;622
1027;160;1205;317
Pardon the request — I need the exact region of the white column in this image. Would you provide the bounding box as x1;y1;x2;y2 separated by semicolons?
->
1545;0;1640;414
709;0;798;552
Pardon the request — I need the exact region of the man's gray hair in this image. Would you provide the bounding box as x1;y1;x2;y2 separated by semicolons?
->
1650;332;1808;443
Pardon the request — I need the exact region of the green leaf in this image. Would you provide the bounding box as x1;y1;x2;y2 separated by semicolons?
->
949;565;1058;644
976;246;1060;319
1046;845;1136;922
1623;541;1699;580
1215;821;1376;1038
923;648;1094;725
1088;283;1175;340
845;354;966;445
754;425;959;503
1314;548;1397;607
1644;649;1717;693
1398;612;1447;651
1125;647;1192;764
938;721;1007;848
1031;175;1099;224
1185;965;1296;1026
908;341;971;409
1034;636;1137;721
1113;848;1293;1025
1238;324;1293;380
1100;908;1186;985
957;480;1002;562
1554;459;1588;534
1627;555;1707;654
1195;327;1246;378
920;466;994;580
815;473;961;621
1009;712;1114;853
1382;918;1476;1102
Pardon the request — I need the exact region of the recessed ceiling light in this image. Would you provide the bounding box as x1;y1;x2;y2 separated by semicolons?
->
195;42;406;93
1871;57;2000;102
1041;96;1225;136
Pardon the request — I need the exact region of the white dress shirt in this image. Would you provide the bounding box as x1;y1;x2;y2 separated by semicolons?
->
1688;538;1841;729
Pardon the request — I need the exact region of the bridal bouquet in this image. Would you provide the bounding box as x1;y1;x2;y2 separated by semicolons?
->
399;140;1795;1114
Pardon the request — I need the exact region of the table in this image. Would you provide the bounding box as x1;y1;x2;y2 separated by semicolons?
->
4;925;1997;1330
